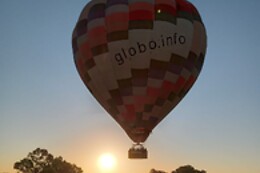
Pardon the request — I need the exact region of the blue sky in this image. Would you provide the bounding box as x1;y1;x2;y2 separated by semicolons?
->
1;1;260;173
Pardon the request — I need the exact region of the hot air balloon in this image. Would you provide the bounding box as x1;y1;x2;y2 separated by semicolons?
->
72;0;207;159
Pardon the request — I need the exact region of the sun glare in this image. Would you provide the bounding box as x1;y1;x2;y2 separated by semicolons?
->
98;153;116;171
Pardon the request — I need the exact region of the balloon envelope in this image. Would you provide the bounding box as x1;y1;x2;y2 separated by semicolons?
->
72;0;207;143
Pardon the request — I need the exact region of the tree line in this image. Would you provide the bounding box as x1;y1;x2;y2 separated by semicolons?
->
14;148;206;173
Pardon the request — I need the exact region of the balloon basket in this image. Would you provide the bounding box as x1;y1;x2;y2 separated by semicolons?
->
128;143;148;159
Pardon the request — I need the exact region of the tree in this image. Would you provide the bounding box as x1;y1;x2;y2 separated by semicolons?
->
150;165;206;173
150;168;166;173
14;148;83;173
172;165;206;173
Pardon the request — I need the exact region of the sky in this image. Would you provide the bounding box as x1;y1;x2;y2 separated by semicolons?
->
0;0;260;173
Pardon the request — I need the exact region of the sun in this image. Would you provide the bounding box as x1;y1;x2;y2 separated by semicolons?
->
98;153;116;171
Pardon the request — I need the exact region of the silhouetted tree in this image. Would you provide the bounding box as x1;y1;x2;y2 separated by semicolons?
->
150;168;166;173
14;148;83;173
150;165;206;173
172;165;206;173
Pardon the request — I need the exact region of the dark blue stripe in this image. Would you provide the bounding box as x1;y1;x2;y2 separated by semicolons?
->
88;4;106;21
107;0;128;7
